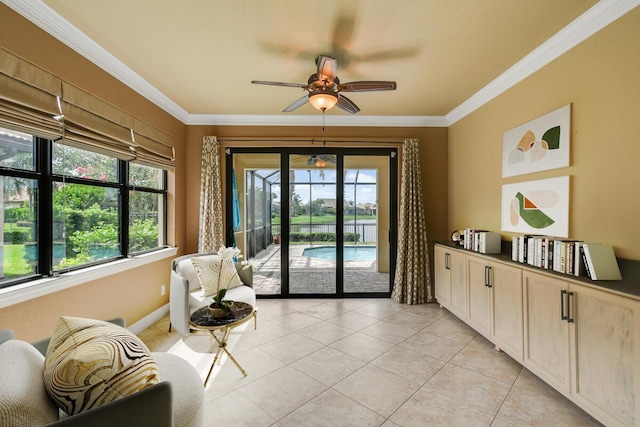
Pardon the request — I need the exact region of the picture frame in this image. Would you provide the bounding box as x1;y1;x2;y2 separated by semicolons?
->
501;176;570;237
502;104;571;178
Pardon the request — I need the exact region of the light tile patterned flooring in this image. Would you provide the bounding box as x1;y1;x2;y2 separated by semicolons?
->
139;298;603;427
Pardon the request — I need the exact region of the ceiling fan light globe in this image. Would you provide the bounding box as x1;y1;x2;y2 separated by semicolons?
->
309;91;338;111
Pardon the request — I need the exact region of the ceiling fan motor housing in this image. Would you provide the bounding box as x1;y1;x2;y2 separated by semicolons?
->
308;73;339;91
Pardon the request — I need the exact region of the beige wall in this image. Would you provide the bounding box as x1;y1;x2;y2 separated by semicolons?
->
0;5;188;341
449;7;640;261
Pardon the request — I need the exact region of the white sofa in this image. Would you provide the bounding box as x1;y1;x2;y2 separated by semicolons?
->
170;253;256;336
0;319;204;427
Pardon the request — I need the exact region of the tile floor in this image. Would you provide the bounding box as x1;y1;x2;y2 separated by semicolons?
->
138;298;603;427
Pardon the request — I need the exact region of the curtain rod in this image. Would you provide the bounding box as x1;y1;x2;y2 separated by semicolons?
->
216;138;405;144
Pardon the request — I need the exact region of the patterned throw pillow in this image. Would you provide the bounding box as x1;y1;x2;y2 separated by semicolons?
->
191;255;243;297
43;317;159;416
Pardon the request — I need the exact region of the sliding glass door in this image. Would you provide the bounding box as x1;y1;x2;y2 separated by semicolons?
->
343;155;392;294
228;153;282;295
288;153;338;294
226;147;397;298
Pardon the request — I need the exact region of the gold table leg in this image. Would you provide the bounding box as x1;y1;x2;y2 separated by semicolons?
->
203;326;248;387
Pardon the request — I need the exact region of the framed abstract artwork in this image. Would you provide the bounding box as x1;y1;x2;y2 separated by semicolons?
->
501;176;570;237
502;104;571;178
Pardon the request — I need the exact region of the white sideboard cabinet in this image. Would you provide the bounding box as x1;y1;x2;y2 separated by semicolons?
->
434;245;467;318
522;271;572;393
435;243;640;427
569;281;639;427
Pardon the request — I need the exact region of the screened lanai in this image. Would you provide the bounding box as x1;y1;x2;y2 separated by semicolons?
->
230;149;396;297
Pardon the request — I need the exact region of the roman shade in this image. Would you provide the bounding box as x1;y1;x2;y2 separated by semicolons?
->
0;47;62;140
133;119;176;169
59;81;136;161
0;47;175;169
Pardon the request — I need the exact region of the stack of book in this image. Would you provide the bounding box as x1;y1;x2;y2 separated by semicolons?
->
510;235;621;280
463;229;501;254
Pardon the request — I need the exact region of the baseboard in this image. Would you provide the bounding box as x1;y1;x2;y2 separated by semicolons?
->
129;303;169;335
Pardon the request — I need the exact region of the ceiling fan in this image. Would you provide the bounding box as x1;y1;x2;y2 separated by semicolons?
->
251;55;396;114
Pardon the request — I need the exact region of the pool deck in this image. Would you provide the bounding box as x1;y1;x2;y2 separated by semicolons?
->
251;244;390;295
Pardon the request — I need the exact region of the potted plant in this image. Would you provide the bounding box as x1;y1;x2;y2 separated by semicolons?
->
209;288;233;318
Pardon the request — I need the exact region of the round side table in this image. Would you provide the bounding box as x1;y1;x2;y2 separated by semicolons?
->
189;302;255;387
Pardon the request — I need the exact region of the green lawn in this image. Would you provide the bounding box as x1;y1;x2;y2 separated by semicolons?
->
2;244;33;276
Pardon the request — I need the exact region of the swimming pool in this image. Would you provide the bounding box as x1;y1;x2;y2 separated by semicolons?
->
302;246;376;261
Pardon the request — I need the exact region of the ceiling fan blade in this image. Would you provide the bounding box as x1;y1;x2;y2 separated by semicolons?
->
332;10;356;49
355;47;421;63
319;154;337;163
252;80;308;89
316;55;337;83
336;95;360;114
338;81;397;92
283;95;309;112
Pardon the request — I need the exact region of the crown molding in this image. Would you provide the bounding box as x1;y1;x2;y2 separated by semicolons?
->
3;0;639;128
186;114;448;127
446;0;640;126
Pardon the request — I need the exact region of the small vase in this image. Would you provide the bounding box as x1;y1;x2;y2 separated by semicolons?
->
208;305;229;318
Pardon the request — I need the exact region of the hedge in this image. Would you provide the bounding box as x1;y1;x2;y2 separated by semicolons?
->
4;230;31;244
289;232;360;242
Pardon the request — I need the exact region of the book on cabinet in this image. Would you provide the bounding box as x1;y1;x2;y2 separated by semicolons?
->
581;243;622;280
463;229;501;254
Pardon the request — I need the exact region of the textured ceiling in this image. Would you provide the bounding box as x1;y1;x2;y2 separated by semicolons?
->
15;1;610;121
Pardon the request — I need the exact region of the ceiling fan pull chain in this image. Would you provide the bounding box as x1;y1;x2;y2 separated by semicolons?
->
321;110;328;146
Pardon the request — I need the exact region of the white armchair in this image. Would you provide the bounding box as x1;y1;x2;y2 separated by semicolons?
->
169;253;256;336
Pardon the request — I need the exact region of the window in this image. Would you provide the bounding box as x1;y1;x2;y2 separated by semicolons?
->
0;126;167;289
129;163;166;254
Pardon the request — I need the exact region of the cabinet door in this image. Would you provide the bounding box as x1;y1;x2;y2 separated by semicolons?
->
490;262;523;361
467;255;491;337
523;271;571;394
570;284;640;427
434;246;451;307
449;250;467;318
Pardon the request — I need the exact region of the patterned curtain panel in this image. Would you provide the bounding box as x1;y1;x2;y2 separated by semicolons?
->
391;139;433;304
198;136;225;253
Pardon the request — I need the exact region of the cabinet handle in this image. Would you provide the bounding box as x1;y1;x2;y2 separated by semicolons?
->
567;291;575;323
561;289;567;321
445;253;450;270
484;266;492;288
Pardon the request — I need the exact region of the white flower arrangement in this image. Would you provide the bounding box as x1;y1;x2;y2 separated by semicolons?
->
216;245;255;271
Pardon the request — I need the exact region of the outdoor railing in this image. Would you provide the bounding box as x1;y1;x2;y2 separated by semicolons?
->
271;223;377;243
240;222;377;258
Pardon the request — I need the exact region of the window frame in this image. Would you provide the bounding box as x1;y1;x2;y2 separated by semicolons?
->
0;132;168;289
